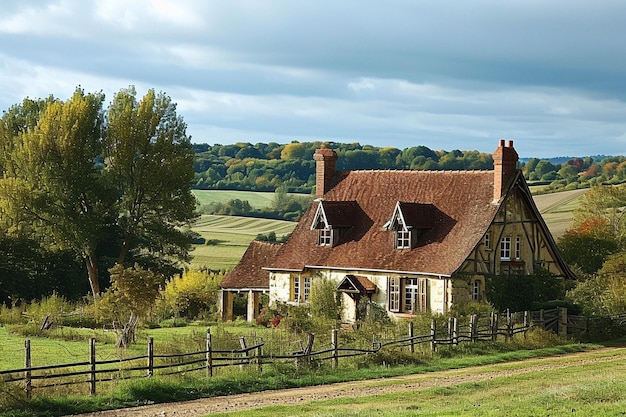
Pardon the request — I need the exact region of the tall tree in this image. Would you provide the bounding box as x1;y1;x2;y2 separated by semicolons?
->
104;87;197;268
0;89;110;295
0;86;197;297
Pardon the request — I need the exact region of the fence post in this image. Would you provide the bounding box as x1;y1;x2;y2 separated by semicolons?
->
559;307;568;337
332;329;338;369
506;310;513;341
147;337;154;377
469;314;477;342
523;311;529;338
89;338;96;396
24;340;32;399
239;336;248;370
206;328;213;378
490;312;498;341
452;317;459;345
257;344;263;372
430;320;437;352
408;322;415;354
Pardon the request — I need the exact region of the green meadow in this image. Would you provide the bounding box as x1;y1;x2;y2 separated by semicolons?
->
190;214;296;270
193;190;281;210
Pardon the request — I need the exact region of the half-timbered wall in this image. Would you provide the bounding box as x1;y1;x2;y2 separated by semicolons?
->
453;185;568;304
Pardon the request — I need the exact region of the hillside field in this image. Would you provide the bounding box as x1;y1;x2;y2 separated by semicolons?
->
190;189;587;270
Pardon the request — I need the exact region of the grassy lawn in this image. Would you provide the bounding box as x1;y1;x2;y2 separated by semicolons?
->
210;347;626;417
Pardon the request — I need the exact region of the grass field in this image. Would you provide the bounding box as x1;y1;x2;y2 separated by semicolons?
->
190;214;296;270
532;188;588;238
193;190;281;210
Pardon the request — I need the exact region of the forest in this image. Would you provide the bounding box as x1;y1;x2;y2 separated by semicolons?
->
192;141;624;194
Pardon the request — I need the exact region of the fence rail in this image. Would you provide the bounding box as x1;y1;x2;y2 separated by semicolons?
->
3;307;625;398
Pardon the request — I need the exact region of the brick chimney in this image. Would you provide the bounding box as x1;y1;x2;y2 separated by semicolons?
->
313;148;338;197
492;139;519;201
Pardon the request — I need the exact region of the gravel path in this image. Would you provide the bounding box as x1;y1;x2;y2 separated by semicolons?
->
72;347;626;417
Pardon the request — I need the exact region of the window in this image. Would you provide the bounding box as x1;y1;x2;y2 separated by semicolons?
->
292;276;311;303
396;229;411;249
515;235;521;259
472;280;480;301
318;228;332;246
484;233;490;249
391;277;428;313
389;277;400;312
500;236;511;260
404;278;418;313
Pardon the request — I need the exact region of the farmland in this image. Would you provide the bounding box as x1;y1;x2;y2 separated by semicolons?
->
189;189;586;270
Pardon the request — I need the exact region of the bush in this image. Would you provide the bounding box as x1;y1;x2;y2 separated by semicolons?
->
160;270;224;320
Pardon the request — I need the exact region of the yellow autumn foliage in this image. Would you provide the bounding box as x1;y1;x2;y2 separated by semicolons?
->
160;270;224;319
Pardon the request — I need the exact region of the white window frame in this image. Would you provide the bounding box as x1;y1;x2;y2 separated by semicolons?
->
515;235;521;259
389;277;401;312
484;232;490;249
318;228;333;246
396;229;411;249
472;280;480;301
292;276;311;303
500;236;511;260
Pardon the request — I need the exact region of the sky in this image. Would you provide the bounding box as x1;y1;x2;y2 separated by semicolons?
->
1;1;626;158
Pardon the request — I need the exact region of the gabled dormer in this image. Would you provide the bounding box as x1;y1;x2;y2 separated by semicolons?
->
310;200;357;247
386;202;435;249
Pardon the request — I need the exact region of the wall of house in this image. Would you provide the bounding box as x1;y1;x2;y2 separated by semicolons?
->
269;269;449;323
453;187;569;307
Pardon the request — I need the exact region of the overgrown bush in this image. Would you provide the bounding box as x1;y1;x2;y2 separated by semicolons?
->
309;275;342;322
160;270;223;320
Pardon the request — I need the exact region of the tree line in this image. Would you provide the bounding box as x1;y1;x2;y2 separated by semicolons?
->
193;142;626;193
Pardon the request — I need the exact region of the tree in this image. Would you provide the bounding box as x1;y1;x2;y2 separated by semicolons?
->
104;87;197;269
0;89;110;295
567;252;626;316
97;264;162;346
558;218;618;275
0;86;197;297
574;185;626;246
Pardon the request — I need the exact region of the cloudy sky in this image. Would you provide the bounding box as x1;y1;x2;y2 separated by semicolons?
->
1;0;626;158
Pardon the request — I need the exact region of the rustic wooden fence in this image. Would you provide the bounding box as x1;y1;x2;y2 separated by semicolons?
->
0;309;536;398
3;307;624;398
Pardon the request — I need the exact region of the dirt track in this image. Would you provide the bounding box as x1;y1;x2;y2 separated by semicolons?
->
72;347;626;417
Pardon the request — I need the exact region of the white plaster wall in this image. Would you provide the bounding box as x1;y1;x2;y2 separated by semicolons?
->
429;279;446;314
269;272;292;305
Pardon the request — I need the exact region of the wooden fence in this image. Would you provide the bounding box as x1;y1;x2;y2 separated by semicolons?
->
0;309;538;398
4;307;624;398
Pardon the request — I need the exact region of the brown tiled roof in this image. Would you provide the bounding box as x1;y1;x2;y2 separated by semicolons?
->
337;275;377;294
267;169;500;276
220;241;280;289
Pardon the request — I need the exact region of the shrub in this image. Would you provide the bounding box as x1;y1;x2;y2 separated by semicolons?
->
309;274;342;322
160;270;223;320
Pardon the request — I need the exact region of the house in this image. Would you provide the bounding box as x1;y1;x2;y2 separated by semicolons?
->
220;140;574;323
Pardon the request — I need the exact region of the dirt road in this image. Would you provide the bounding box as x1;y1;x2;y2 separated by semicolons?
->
74;347;626;417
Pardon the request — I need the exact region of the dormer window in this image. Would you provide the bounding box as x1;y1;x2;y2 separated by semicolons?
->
386;202;435;250
310;200;357;247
